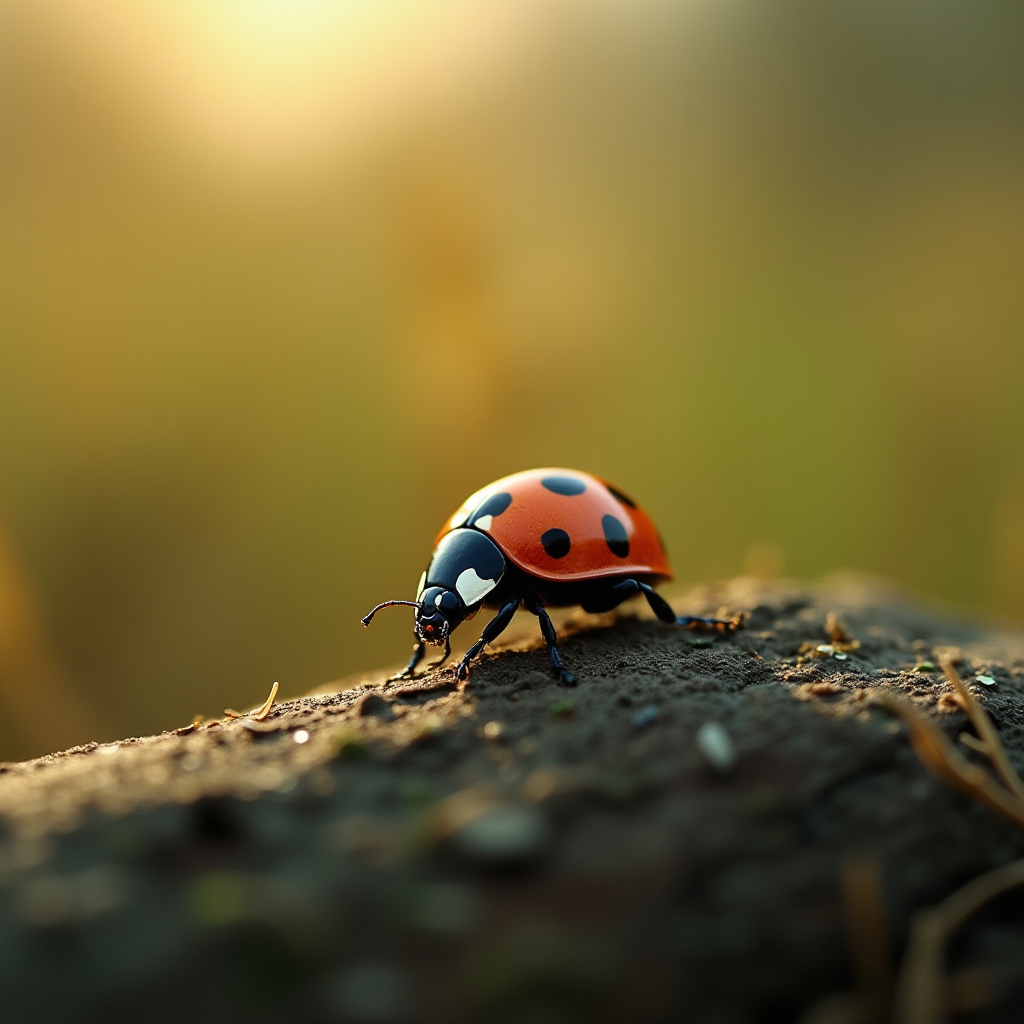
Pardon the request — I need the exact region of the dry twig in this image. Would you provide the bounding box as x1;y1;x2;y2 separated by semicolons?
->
892;859;1024;1024
827;612;861;652
873;656;1024;1024
940;660;1024;801
873;695;1024;831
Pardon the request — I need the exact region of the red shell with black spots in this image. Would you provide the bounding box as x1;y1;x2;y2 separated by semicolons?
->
436;468;673;585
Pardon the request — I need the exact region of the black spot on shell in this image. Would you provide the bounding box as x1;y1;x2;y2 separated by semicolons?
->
602;515;630;558
541;475;586;496
541;528;571;559
468;491;512;525
606;484;637;508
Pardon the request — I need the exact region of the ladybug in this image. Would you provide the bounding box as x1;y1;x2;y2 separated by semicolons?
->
361;468;737;685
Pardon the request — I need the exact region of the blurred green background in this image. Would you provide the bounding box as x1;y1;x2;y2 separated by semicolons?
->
1;0;1022;761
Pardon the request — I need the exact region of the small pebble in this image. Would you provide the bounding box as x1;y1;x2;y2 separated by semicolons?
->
815;643;848;660
632;704;659;730
451;805;548;863
358;694;395;720
697;721;737;772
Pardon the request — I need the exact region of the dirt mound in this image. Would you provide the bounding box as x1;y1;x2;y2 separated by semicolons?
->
1;577;1023;1023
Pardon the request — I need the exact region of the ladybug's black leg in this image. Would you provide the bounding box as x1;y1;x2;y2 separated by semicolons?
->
455;597;521;682
388;639;426;681
610;579;734;631
429;638;452;671
522;593;577;686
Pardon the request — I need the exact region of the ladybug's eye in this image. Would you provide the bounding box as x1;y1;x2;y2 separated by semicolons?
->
435;591;460;613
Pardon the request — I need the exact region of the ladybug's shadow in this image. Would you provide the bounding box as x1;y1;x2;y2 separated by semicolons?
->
482;607;624;657
497;604;680;650
473;605;686;683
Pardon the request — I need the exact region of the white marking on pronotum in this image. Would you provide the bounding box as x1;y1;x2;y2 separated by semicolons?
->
449;485;491;529
474;515;494;531
456;567;497;607
416;571;426;600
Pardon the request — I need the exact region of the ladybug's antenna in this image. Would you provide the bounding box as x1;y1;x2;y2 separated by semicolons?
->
361;600;420;626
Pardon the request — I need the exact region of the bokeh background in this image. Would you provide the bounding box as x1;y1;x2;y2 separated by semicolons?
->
1;0;1022;762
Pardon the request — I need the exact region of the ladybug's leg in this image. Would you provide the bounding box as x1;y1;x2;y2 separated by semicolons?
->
455;597;521;682
610;579;735;631
521;594;577;686
388;639;426;681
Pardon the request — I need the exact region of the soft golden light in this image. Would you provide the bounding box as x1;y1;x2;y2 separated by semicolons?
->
23;0;564;178
2;0;1022;759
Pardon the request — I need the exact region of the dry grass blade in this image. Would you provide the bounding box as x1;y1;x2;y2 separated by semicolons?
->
880;672;1024;1024
934;857;1024;936
893;858;1024;1024
826;611;860;652
939;658;1024;802
957;733;987;756
873;693;1024;829
224;681;279;722
252;681;279;721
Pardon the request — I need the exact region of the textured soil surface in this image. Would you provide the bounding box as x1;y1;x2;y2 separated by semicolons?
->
2;577;1024;1024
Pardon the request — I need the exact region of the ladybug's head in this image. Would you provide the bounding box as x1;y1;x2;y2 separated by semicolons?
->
361;529;504;650
412;586;465;646
359;587;470;648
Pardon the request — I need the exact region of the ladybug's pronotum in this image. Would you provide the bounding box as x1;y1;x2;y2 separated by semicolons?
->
362;468;738;685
